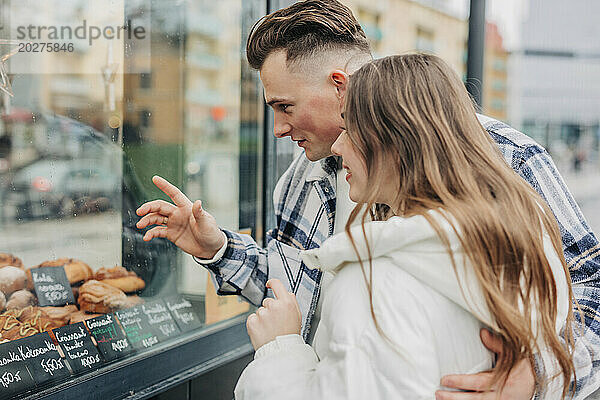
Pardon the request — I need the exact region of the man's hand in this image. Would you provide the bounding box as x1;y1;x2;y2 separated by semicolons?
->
246;279;302;350
136;175;226;259
435;329;536;400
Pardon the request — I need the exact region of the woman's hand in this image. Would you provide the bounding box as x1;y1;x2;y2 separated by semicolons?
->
246;279;302;351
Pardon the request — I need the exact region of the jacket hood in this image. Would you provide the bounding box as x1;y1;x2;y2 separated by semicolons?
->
301;210;569;334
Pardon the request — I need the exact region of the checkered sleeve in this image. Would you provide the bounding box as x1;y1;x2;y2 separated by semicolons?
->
196;229;270;307
518;145;600;398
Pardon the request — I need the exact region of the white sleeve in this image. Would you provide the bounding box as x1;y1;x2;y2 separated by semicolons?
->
192;239;228;265
234;330;438;400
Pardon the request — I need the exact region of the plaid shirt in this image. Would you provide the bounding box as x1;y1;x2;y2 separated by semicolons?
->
199;115;600;398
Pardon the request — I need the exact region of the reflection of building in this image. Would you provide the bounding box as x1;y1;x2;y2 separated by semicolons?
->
8;1;125;134
509;0;600;172
123;38;183;145
482;22;508;121
343;0;468;77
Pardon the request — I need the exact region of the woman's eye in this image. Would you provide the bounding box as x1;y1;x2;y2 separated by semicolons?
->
279;104;290;113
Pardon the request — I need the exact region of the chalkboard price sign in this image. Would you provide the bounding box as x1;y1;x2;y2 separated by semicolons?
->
30;266;75;307
140;299;181;341
0;340;36;399
115;307;160;351
85;314;133;361
53;322;104;374
12;332;71;386
164;295;203;332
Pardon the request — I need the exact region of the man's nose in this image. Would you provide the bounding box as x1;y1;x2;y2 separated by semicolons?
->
273;115;292;138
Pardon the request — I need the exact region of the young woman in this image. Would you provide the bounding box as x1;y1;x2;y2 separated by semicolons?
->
235;54;577;399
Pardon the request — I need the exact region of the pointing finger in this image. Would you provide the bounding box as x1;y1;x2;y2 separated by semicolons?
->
152;175;191;207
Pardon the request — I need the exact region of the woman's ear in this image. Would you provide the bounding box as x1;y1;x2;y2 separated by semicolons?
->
330;70;349;101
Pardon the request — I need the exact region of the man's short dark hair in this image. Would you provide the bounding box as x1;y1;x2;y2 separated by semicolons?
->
246;0;371;71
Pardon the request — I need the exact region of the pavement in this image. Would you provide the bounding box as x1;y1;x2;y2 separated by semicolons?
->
0;210;122;269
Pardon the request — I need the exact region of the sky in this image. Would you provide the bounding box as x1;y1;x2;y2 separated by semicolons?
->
446;0;529;50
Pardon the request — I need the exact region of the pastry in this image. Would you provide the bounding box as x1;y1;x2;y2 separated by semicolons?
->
1;321;41;341
78;280;127;314
42;305;78;325
0;266;27;297
0;253;24;270
5;290;36;309
0;314;36;341
94;266;145;293
33;258;93;285
18;305;76;327
18;307;66;332
69;310;102;324
0;314;20;331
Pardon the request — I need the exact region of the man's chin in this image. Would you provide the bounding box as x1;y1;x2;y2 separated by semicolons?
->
304;147;332;162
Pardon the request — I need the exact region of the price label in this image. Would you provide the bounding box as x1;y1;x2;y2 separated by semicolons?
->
30;266;75;307
140;299;181;341
115;307;160;351
0;339;35;399
85;314;133;361
10;333;71;386
53;322;104;374
164;295;202;332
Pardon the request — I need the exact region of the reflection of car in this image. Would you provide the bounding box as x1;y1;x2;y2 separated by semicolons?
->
4;159;120;220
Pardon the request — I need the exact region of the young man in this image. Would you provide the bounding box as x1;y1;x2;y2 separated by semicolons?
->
136;1;600;398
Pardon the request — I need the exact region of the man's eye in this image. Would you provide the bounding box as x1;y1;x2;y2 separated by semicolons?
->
279;104;290;112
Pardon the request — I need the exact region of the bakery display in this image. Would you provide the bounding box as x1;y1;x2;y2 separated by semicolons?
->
0;266;28;297
6;289;37;309
0;254;150;346
0;305;71;341
0;253;24;270
93;266;146;293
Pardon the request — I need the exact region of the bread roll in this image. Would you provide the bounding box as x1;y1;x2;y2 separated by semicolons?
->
0;267;27;297
5;290;36;309
0;253;24;270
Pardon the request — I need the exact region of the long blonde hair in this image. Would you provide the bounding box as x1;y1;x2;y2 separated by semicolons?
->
344;54;577;397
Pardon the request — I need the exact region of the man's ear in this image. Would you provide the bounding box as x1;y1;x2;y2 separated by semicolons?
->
330;70;349;100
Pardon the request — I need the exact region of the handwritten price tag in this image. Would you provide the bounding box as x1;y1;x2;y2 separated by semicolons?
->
30;266;75;307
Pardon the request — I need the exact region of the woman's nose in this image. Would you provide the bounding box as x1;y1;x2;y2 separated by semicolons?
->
331;131;345;156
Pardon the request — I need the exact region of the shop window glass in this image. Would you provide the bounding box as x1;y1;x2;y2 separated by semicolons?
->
0;0;264;396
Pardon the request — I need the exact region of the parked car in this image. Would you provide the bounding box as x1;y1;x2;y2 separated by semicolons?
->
3;158;120;220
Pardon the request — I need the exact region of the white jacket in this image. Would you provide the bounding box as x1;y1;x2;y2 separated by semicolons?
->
235;211;569;400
